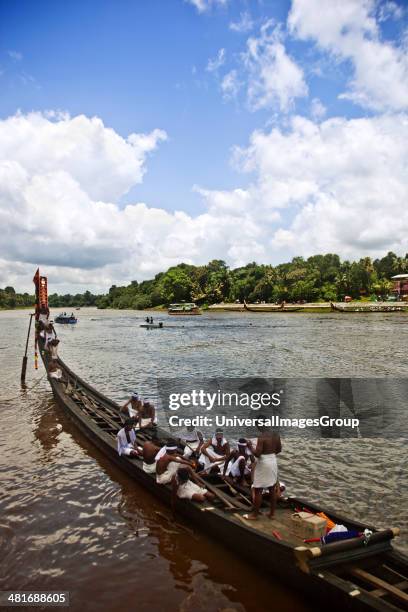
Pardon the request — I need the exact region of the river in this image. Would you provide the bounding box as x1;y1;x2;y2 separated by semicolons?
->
0;308;407;612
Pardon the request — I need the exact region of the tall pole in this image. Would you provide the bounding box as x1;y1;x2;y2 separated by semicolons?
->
21;313;34;384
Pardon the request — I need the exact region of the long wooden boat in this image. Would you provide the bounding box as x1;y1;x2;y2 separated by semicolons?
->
330;302;408;313
36;344;408;611
243;300;302;313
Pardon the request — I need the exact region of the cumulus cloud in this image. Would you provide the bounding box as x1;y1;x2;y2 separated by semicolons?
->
242;21;308;111
235;113;408;258
288;0;408;112
310;97;327;120
2;110;408;294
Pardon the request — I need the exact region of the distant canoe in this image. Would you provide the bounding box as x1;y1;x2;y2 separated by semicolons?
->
243;301;302;312
330;302;408;313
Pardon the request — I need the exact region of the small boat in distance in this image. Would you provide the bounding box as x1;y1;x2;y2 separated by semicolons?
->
168;302;201;315
54;313;78;324
140;322;164;329
243;300;302;312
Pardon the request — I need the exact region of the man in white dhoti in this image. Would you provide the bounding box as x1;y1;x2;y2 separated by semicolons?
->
137;401;156;430
156;440;192;485
121;392;142;419
180;425;204;459
117;419;141;458
141;439;161;473
223;438;254;485
172;468;214;505
199;428;230;473
245;421;282;520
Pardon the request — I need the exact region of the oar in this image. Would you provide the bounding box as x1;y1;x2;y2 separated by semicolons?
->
193;473;246;511
21;313;34;384
222;478;252;506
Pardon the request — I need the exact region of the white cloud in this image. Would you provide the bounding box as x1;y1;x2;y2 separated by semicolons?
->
221;69;242;99
229;11;254;33
310;97;327;120
236;113;408;258
2;110;408;294
242;21;308;111
288;0;408;112
185;0;228;14
206;48;226;72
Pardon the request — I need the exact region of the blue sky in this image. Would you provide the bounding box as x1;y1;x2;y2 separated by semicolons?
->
1;0;408;292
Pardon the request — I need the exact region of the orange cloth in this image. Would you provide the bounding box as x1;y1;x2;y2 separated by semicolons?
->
317;511;335;530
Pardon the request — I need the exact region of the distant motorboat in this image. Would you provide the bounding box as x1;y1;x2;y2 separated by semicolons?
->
54;313;78;324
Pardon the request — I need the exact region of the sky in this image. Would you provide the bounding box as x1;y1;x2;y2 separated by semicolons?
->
0;0;408;293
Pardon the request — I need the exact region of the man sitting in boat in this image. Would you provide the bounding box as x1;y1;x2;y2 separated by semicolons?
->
117;418;141;458
48;359;65;382
180;425;204;459
172;467;214;504
245;418;281;521
47;338;60;360
137;401;156;429
41;322;57;349
198;428;230;473
121;392;142;420
223;438;254;485
156;439;192;485
141;437;161;473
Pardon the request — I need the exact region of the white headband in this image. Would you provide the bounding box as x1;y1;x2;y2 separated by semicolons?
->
166;445;178;451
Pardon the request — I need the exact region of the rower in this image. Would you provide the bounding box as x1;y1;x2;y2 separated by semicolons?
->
142;438;161;473
156;439;191;485
42;322;57;349
223;438;254;485
138;401;156;429
245;417;282;520
117;418;141;458
198;428;230;473
48;338;60;360
121;392;142;420
172;467;215;504
180;424;204;459
48;359;64;381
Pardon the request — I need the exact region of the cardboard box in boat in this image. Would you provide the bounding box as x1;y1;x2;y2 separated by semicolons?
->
291;512;327;539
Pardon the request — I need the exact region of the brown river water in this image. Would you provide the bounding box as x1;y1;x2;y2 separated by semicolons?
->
0;308;407;612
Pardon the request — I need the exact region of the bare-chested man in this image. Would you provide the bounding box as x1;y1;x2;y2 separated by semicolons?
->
156;439;192;485
138;401;156;429
223;438;254;485
245;418;282;520
121;392;142;419
142;439;161;474
198;428;230;473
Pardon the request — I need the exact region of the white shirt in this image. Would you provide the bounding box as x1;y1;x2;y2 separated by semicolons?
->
117;427;137;456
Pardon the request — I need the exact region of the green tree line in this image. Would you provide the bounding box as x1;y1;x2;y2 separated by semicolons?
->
2;251;407;310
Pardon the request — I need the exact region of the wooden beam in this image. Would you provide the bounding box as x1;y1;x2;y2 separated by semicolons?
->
351;568;408;604
370;581;407;598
